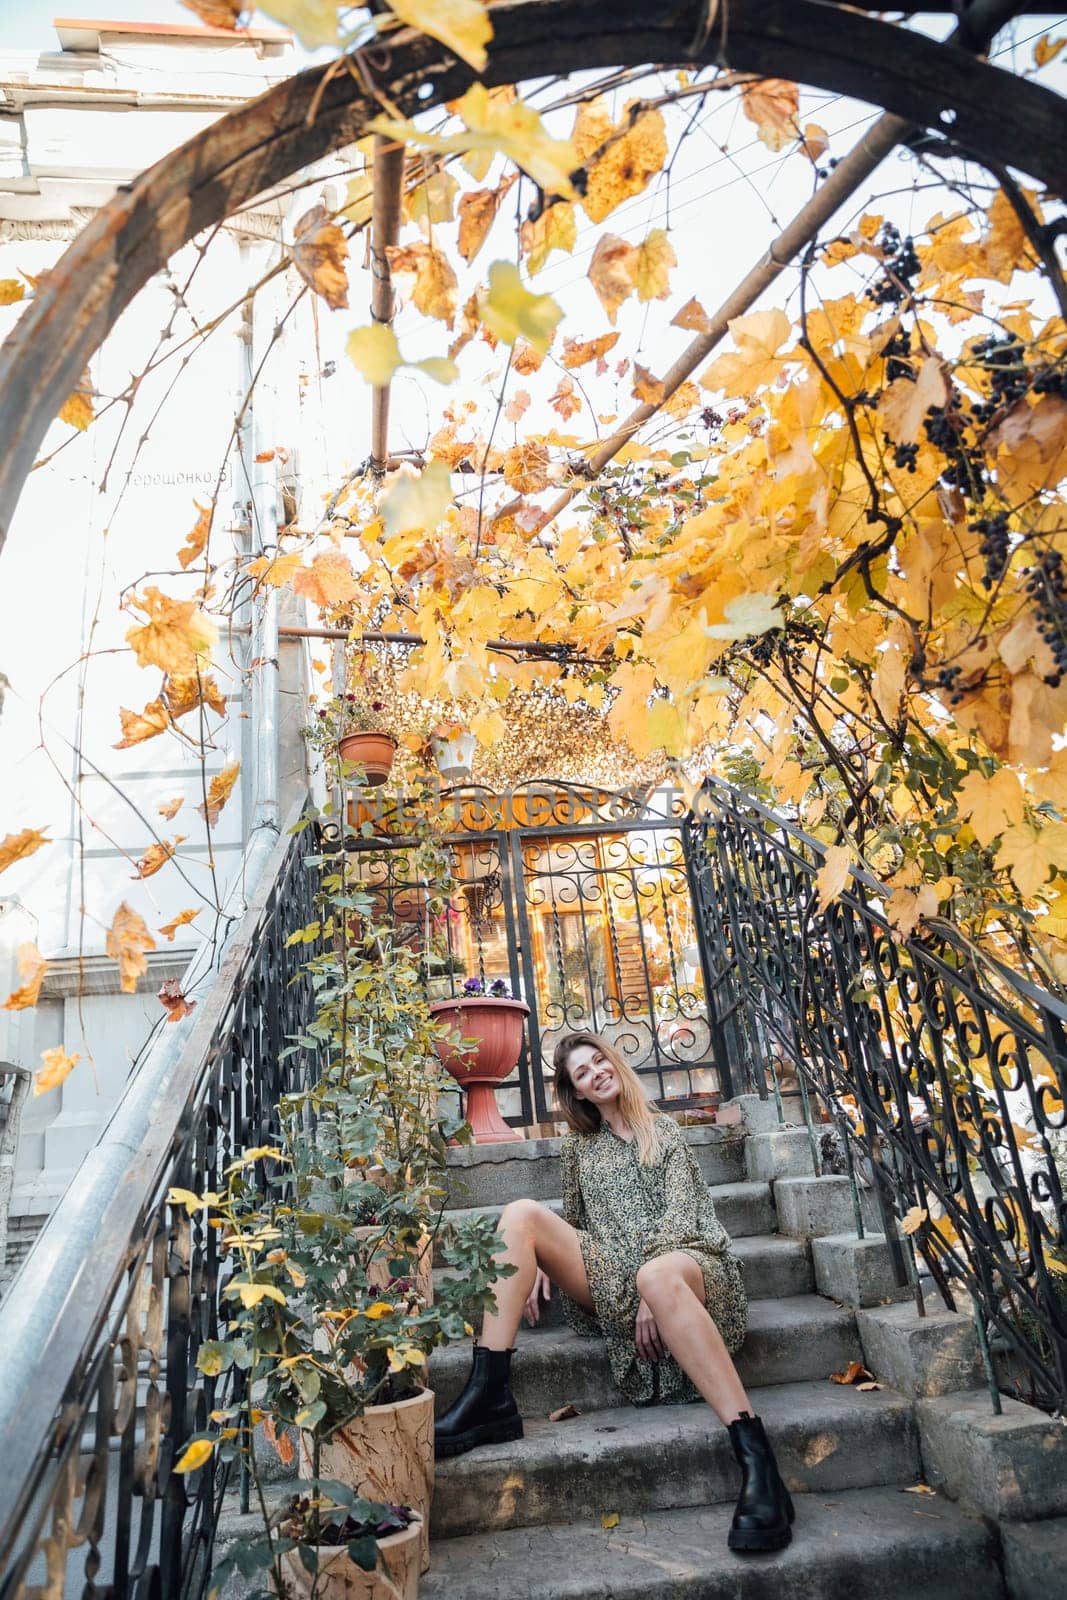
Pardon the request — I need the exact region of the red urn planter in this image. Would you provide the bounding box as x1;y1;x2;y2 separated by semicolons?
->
427;996;529;1145
337;731;397;786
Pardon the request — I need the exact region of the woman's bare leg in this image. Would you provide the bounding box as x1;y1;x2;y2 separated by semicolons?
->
635;1252;751;1424
480;1199;594;1350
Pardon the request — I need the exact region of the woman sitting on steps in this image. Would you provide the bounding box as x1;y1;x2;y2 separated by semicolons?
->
434;1029;795;1555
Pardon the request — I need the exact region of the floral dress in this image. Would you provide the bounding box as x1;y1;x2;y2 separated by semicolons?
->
559;1112;747;1405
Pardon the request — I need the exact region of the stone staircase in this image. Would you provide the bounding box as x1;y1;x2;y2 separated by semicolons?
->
416;1111;1064;1599
221;1107;1067;1597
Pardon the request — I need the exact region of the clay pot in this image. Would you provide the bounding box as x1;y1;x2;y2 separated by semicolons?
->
337;732;397;786
277;1516;422;1600
300;1390;434;1574
427;997;529;1145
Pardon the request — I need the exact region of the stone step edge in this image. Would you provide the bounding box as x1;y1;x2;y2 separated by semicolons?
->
418;1484;1002;1600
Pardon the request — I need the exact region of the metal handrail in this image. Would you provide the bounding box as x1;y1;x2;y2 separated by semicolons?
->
0;803;318;1597
686;775;1067;1413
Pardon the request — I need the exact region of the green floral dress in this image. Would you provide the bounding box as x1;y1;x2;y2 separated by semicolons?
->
559;1112;747;1405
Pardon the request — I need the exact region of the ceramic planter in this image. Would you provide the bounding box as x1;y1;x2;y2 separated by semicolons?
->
277;1515;422;1600
337;731;397;786
430;730;475;782
427;996;529;1145
300;1389;434;1574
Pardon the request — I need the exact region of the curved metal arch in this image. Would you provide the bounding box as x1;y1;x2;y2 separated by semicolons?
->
0;0;1064;538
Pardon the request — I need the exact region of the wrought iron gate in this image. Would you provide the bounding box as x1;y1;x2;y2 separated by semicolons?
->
343;783;725;1127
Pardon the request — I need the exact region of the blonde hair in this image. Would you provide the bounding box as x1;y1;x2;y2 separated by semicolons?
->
552;1031;661;1165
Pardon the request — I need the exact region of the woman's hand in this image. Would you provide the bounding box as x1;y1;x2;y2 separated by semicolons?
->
635;1298;665;1362
524;1268;552;1326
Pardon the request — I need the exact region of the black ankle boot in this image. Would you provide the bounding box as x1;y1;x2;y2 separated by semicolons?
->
433;1345;523;1459
726;1411;794;1553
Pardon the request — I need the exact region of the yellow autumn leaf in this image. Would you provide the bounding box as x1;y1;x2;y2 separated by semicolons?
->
572;99;667;225
740;78;799;152
291;551;360;610
877;359;950;447
132;837;184;880
177;502;212;571
387;242;458;325
364;1301;397;1320
671;297;712;334
58;377;94;432
520;201;576;276
478;262;562;354
165;673;227;720
458;174;518;264
561;332;620;370
174;1438;215;1474
956;768;1025;847
373;85;576;198
1034;33;1066;67
601;1512;620;1530
198;762;241;828
159;908;201;941
247;550;305;589
114;699;171;750
0;279;25;305
588;234;638;325
2;943;49;1012
258;0;341;49
107;902;157;994
0;828;50;874
408;168;459;231
704;593;784;640
125;588;216;675
168;1186;220;1213
291;203;349;310
35;1046;80;1096
381;461;453;537
347;323;403;386
701;308;793;393
998;822;1061;899
387;0;493;73
227;1281;288;1309
900;1206;928;1235
631;228;676;303
886;883;938;940
815;844;853;914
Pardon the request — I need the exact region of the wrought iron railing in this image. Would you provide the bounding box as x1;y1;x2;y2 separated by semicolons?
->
0;810;320;1600
685;775;1067;1415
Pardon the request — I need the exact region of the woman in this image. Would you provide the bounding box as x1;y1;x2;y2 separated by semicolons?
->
434;1030;795;1554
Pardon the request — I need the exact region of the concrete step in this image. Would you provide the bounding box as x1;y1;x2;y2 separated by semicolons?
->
434;1234;813;1328
427;1296;861;1417
419;1483;1003;1600
445;1126;747;1209
438;1180;777;1265
431;1379;919;1538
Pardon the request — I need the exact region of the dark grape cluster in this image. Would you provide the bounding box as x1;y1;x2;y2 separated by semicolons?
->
868;224;921;307
970;510;1011;589
882;329;913;385
934;663;966;705
1031;366;1067;398
923;404;986;495
970;334;1029;423
1024;547;1067;686
892;439;919;474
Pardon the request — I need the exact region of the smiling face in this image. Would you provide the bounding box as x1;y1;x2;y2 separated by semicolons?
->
565;1041;621;1109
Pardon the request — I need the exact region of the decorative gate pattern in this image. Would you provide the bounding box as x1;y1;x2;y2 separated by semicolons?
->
343;784;721;1127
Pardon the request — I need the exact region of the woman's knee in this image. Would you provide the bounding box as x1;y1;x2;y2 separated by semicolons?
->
499;1197;546;1239
636;1253;698;1303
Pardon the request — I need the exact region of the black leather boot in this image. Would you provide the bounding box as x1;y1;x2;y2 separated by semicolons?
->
433;1345;523;1459
726;1411;795;1552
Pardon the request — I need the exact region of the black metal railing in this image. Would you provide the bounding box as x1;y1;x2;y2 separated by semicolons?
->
0;813;321;1600
685;776;1067;1414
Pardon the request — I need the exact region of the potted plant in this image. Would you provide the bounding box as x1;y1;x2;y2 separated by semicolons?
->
276;1491;422;1600
211;1479;422;1600
175;839;512;1585
307;690;397;787
428;977;529;1146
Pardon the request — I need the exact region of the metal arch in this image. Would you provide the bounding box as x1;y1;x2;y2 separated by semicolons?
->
0;1;1063;537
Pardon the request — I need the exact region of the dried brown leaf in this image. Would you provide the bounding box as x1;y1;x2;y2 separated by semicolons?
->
291;204;349;311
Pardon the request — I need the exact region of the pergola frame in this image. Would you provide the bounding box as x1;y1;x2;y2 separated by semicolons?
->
0;0;1065;543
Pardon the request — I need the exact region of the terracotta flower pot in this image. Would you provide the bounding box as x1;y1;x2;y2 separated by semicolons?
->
337;731;397;786
427;996;529;1145
277;1516;422;1600
352;1222;434;1308
300;1389;434;1574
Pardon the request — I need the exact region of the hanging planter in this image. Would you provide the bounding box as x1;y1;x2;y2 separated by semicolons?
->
337;730;397;787
428;982;528;1145
430;728;476;782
